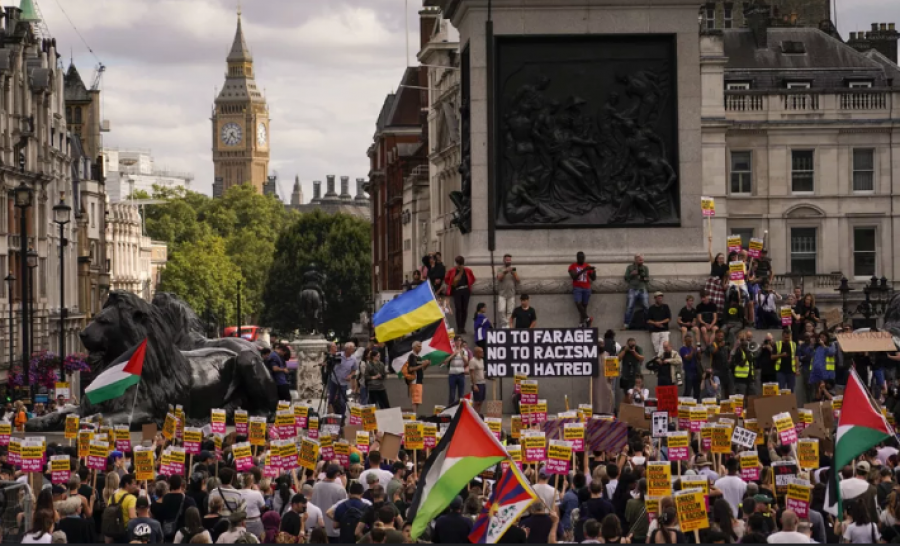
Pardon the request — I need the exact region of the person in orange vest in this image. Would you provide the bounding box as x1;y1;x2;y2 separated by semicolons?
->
13;400;27;431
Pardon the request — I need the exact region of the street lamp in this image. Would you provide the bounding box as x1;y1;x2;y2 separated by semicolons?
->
836;275;893;328
52;192;71;383
5;272;13;373
27;247;37;358
13;182;32;393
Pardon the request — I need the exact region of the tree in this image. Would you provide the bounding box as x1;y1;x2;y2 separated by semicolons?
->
261;210;371;339
157;233;243;327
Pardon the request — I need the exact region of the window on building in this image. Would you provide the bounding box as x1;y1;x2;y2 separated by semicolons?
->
723;3;733;28
853;148;875;192
91;203;95;228
39;257;46;298
849;81;873;88
74;107;82;124
731;228;755;250
705;4;716;29
790;227;817;274
787;82;811;89
730;151;752;194
853;227;877;278
726;82;750;90
791;150;815;193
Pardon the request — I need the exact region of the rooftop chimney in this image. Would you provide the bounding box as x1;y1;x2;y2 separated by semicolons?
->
312;180;321;203
355;178;368;203
339;176;351;200
851;22;899;63
745;3;771;49
324;174;338;201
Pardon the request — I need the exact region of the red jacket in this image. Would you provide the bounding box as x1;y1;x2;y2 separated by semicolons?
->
444;267;476;296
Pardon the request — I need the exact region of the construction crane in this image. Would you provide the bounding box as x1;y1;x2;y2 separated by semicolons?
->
90;63;106;91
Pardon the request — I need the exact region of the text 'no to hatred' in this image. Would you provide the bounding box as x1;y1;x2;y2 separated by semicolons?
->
485;328;599;377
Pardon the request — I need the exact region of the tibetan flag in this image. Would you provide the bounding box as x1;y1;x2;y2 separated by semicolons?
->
469;462;538;543
373;282;444;342
826;366;894;518
386;319;453;373
85;339;147;405
407;401;508;539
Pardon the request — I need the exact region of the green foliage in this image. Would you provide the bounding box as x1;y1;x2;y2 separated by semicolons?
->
261;210;371;339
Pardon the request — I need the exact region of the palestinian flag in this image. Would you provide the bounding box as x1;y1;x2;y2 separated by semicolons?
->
407;401;508;539
386;319;453;373
85;339;147;405
827;366;894;517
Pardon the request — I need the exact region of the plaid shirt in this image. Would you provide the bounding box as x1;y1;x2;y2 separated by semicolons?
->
703;277;726;315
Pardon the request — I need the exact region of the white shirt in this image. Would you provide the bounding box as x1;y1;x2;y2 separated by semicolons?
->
843;522;880;544
533;483;556;510
714;475;747;518
840;477;870;500
358;468;393;491
628;388;650;406
606;479;618;500
21;533;52;544
767;531;811;543
878;446;898;463
240;488;266;519
305;502;324;532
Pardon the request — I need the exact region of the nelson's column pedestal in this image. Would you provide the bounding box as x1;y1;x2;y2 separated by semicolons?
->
427;0;709;413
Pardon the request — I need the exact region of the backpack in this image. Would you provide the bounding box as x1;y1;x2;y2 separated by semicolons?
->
629;307;646;331
233;530;259;544
101;491;132;538
339;502;365;544
162;493;186;539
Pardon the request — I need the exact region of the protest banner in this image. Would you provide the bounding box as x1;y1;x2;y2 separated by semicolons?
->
276;409;295;439
485;417;502;440
299;438;319;471
174;405;185;439
729;262;745;285
249;416;267;446
546;440;573;475
234;442;254;471
647;461;672;497
763;383;780;397
712;424;732;454
667;431;690;461
797;408;814;430
294;404;309;429
511;415;522;439
836;330;898;353
404;422;425;450
21;440;43;473
522;432;546;462
423;423;438;450
319;435;335;461
654;386;678;418
731;427;757;450
701;196;715;217
726;235;742;252
280;440;298;469
513;374;527;394
87;440;108;470
8;438;19;466
50;455;70;484
586;418;629;453
652;412;669;438
533;400;549;424
234;409;249;436
263;451;279;478
0;423;10;447
748;238;764;259
361;405;377;432
134;448;155;482
786;481;812;519
349;404;363;426
307;416;320;439
485;328;599;377
519;380;539;405
162;412;177;441
740;451;760;481
334;441;351;468
798;439;819;469
690;406;708;433
775;412;798;445
183;427;203;455
719;399;734;415
77;430;92;458
356;431;370;454
114;425;131;453
773;461;799;494
700;424;713;452
564;423;585;452
646;498;660;523
730;395;744;417
64;415;79;440
578;404;592;422
210;409;226;434
676;488;710;533
781;307;793;327
603;356;619;378
166;447;186;476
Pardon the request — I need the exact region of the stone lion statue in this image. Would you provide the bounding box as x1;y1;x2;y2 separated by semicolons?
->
26;291;278;431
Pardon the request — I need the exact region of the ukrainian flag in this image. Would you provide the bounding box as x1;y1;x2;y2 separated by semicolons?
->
374;282;445;342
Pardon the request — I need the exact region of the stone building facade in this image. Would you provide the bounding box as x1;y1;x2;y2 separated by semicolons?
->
105;202;164;301
701;0;830;30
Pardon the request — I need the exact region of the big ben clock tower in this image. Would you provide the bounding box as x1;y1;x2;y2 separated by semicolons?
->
211;7;270;195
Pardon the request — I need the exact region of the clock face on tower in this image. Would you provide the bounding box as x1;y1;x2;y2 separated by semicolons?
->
257;122;267;146
220;122;242;146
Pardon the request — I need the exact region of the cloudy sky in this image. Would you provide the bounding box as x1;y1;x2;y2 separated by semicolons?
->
40;0;896;200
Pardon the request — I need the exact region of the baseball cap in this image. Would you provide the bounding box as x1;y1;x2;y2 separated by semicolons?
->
350;452;361;464
857;461;871;473
199;450;214;462
366;473;380;484
654;291;664;297
753;494;773;504
51;484;66;495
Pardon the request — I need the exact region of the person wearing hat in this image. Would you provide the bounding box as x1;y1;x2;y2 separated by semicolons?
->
533;468;556;512
646;291;672;356
362;473;381;502
127;496;164;544
694;455;719;482
841;461;879;522
216;510;260;544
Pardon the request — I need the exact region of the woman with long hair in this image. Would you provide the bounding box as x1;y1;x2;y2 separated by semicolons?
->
102;472;120;505
625;478;650;543
22;509;55;544
711;498;743;542
174;507;211;544
840;498;881;543
34;488;59;523
611;470;637;522
601;513;627;544
651;507;685;544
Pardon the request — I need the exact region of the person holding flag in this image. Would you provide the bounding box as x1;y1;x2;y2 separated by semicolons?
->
469;458;539;543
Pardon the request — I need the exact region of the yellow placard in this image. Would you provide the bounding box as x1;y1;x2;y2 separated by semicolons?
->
520;381;538;396
211;409;226;424
511;415;522;439
89;440;108;459
774;413;795;433
667;433;689;449
726;235;742;251
423;424;437;441
701;196;715;216
676;489;710;533
485;418;502;436
506;445;522;462
77;431;93;458
249;418;267;446
535;401;548;415
740;452;759;470
299;438;320;471
334;441;351;457
162;413;177;440
183;428;203;444
402;412;416;421
690;407;708;422
798;439;819;470
646;498;660;518
114;425;130;442
712;426;732;454
719;400;733;414
21;443;44;461
134;450;155;481
275;411;294;428
235;410;249;425
356;431;370;448
50;457;69;472
787;482;812;504
65;415;79;440
293;405;308;421
763;383;780;397
647;462;672;497
362;406;377;432
564;424;585;442
833;396;843;411
548;441;572;460
404;422;424;450
350;405;362;422
233;443;252;460
578;404;592;422
799;409;814;424
604;357;619;378
748;238;763;254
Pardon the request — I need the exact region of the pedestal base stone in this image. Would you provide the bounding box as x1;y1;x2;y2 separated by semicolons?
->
288;335;329;401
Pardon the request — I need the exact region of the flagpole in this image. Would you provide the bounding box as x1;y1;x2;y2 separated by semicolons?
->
127;382;141;428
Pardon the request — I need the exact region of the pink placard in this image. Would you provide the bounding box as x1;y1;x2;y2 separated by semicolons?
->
779;428;798;445
184;441;201;455
116;439;132;453
87;455;106;471
668;447;689;461
786;497;809;519
236;456;253;472
525;446;546;462
741;466;760;482
22;458;43;473
52;469;71;484
545;457;570;475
